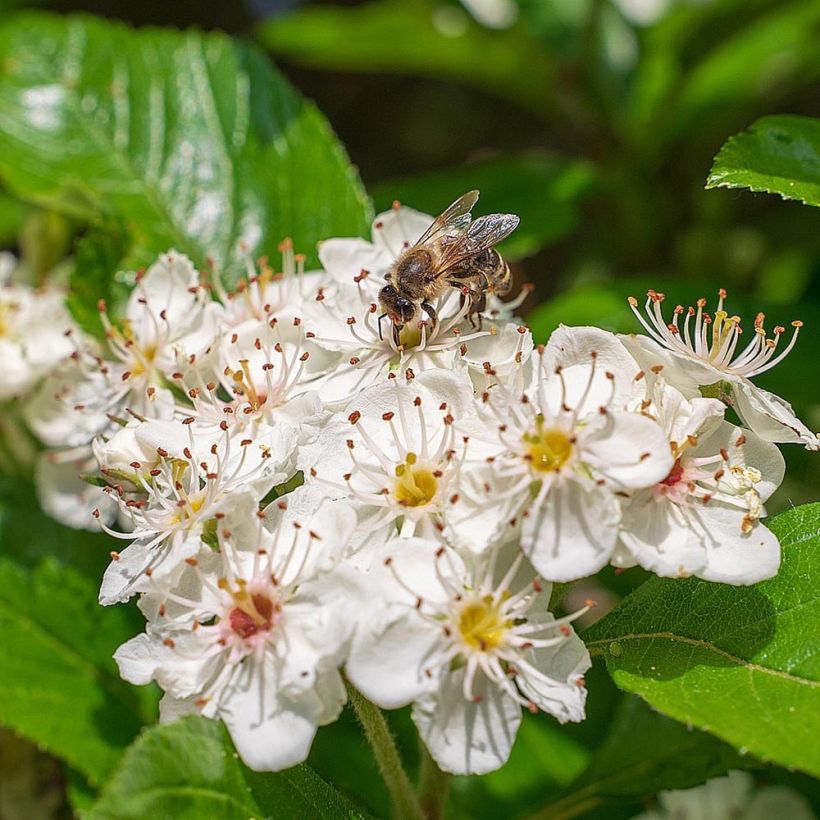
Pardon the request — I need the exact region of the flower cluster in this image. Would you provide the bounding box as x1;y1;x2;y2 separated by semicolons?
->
4;200;816;776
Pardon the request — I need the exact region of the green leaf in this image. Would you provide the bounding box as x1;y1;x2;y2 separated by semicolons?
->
0;189;25;247
88;715;371;820
0;557;154;786
537;697;746;819
707;115;820;207
256;0;558;120
371;151;596;261
0;12;371;280
0;475;113;580
585;503;820;777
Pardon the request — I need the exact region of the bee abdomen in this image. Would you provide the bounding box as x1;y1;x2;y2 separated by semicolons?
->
489;257;512;296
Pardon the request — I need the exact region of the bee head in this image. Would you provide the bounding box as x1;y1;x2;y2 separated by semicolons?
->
379;284;417;325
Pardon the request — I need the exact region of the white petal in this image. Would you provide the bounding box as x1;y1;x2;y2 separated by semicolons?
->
413;671;521;775
580;410;673;489
619;333;722;395
732;380;820;449
371;206;433;256
516;621;590;723
220;658;321;771
698;506;781;585
346;612;443;708
318;237;390;286
618;494;709;579
522;478;619;582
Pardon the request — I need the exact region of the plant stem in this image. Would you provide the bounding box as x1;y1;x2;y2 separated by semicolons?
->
417;740;451;820
346;683;423;820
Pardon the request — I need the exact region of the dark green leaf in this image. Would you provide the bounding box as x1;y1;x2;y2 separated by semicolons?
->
372;151;596;261
707;115;820;207
257;0;558;119
585;503;820;776
0;12;371;279
0;557;154;786
88;715;371;820
537;697;746;819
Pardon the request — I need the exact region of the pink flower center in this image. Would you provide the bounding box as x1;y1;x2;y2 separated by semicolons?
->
660;458;685;487
229;593;276;639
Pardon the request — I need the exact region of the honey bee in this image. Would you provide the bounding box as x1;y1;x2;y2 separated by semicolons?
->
378;190;519;343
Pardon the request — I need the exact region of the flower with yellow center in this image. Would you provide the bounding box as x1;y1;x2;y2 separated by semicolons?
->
522;416;573;473
346;537;592;776
393;452;439;507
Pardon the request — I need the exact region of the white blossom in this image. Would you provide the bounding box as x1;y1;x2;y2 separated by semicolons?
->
346;536;590;775
0;252;76;400
463;327;674;580
625;288;819;449
615;381;785;584
115;499;358;771
632;770;816;820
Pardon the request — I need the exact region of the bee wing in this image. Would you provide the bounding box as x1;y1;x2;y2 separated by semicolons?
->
434;213;520;275
413;190;480;247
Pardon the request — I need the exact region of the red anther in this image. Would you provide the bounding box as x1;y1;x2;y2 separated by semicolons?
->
348;411;361;424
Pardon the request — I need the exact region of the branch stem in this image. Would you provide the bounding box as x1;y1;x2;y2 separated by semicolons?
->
346;683;423;820
417;740;451;820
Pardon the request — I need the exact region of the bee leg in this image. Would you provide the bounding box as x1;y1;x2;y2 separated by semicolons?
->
377;313;388;341
392;322;402;347
421;301;438;328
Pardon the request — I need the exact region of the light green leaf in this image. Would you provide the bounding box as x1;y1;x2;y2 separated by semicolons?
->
0;12;371;279
371;151;596;261
88;715;371;820
707;115;820;207
536;697;746;819
256;0;557;119
0;557;154;786
585;503;820;777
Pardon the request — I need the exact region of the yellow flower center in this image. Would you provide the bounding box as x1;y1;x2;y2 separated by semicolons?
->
398;323;422;349
393;452;438;507
169;492;206;526
523;417;573;473
459;596;510;652
131;344;157;377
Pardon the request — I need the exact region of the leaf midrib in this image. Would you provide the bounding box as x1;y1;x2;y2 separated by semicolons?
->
586;631;820;687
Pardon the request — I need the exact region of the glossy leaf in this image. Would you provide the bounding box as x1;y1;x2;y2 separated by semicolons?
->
0;558;154;786
585;503;820;776
87;715;371;820
257;0;558;119
372;152;596;261
707;115;820;207
0;190;25;247
0;12;371;279
537;697;745;819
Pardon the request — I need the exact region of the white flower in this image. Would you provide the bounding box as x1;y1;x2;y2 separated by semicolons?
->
114;499;358;771
309;204;533;403
36;447;118;531
177;314;322;433
0;252;76;400
217;239;327;327
346;537;590;775
625;288;819;449
615;381;785;584
301;369;491;552
96;418;296;604
464;327;674;581
26;250;217;451
632;770;816;820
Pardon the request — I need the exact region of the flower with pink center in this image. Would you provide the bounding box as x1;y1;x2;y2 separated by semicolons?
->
96;417;296;604
346;536;590;775
114;499;358;771
624;288;819;449
615;380;785;584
